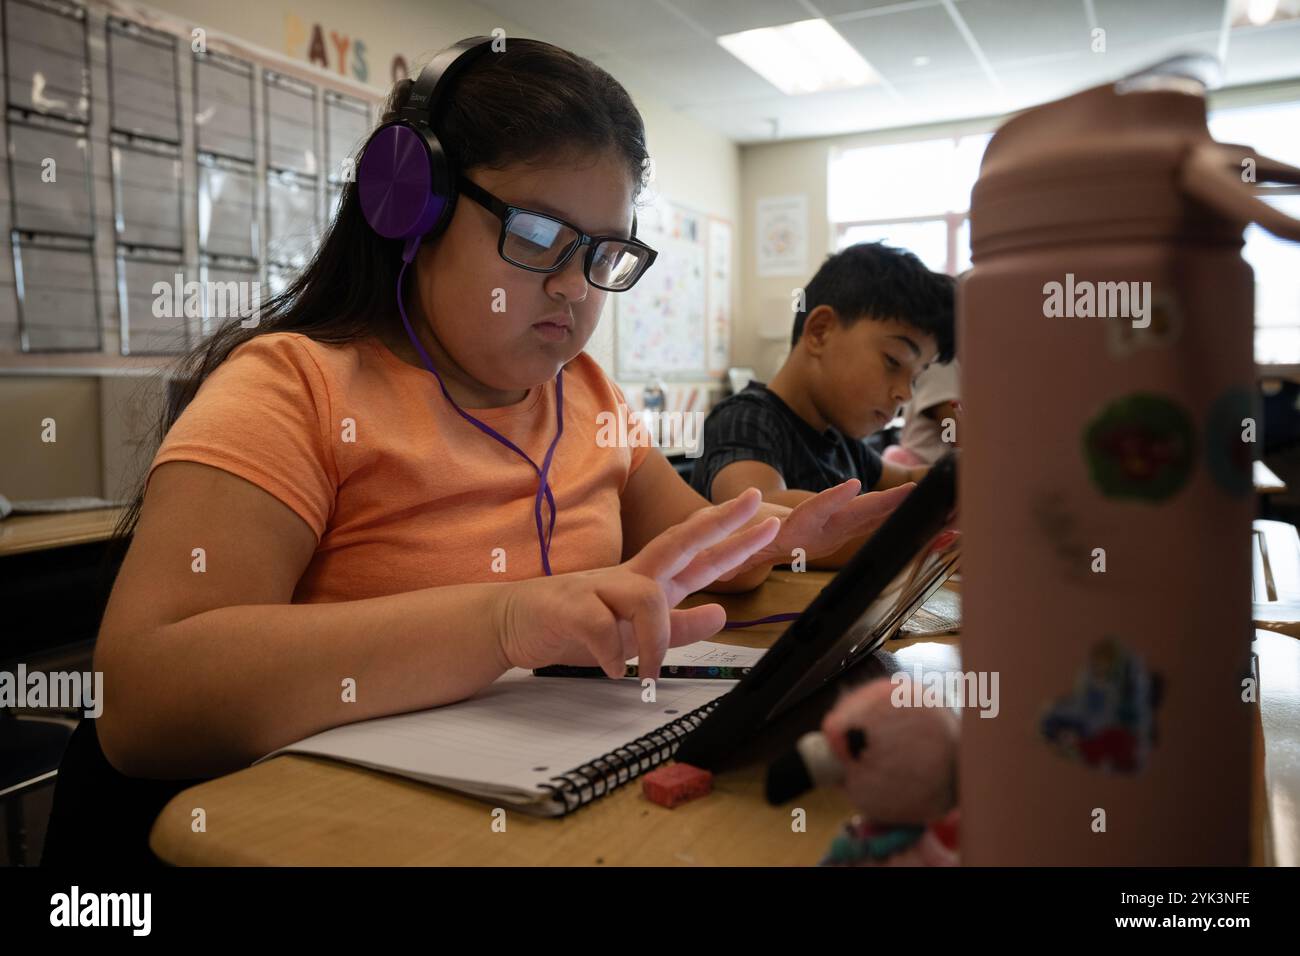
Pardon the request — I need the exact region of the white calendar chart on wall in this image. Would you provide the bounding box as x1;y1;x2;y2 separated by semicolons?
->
615;197;716;380
706;217;732;374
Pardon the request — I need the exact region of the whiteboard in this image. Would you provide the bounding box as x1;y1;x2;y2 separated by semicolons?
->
614;199;708;379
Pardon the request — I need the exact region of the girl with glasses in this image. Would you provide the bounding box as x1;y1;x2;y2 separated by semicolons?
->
93;38;912;780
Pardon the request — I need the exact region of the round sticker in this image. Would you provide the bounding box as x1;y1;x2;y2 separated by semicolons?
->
1083;393;1195;502
1039;637;1163;775
1205;388;1255;498
1106;290;1182;359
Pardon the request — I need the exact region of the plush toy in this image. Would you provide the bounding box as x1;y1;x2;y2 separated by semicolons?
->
766;675;960;866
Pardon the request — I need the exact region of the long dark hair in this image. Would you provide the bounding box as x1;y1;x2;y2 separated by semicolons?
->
106;38;649;568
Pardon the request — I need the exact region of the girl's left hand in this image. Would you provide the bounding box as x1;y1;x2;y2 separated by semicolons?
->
716;480;914;581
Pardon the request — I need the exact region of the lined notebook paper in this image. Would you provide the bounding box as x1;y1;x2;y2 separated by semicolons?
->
259;642;766;816
900;587;962;637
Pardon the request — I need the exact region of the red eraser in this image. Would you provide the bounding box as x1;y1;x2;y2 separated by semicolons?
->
931;810;961;850
642;762;713;808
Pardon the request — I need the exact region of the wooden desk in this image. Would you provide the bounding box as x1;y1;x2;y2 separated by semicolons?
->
150;571;1295;866
0;507;124;557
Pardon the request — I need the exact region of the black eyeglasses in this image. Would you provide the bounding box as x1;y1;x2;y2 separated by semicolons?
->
459;178;658;292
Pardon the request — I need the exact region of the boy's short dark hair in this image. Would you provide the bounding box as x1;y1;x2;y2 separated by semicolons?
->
791;241;956;362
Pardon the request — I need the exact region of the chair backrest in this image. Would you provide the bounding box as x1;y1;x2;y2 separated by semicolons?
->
41;718;206;867
669;454;694;485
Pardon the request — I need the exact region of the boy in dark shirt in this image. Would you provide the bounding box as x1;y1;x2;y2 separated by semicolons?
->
691;242;955;567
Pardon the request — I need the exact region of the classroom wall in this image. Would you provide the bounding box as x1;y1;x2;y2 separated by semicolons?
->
735;79;1300;383
0;375;102;498
0;0;740;500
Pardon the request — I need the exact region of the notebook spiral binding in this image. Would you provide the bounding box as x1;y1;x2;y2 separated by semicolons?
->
536;696;722;815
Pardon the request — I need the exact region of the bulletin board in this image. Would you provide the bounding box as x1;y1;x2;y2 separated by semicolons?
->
0;0;385;362
615;197;732;380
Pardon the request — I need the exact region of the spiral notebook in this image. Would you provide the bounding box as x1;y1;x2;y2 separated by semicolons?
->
258;642;764;817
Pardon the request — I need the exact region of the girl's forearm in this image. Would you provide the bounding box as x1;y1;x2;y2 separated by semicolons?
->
95;581;511;779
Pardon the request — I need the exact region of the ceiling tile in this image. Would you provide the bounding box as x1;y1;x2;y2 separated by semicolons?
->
992;51;1119;109
835;3;984;81
616;38;789;106
663;0;811;36
891;68;1007;118
688;84;906;141
959;0;1094;63
474;0;702;53
817;0;945;18
1224;20;1300;85
1091;0;1228;47
1089;30;1224;78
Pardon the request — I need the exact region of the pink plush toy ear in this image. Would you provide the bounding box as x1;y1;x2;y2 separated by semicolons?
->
821;676;958;827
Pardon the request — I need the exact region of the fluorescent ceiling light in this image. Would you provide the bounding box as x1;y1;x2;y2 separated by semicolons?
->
717;18;880;96
1230;0;1300;25
1247;0;1279;24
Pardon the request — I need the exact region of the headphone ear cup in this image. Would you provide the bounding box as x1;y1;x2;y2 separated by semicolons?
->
358;123;450;241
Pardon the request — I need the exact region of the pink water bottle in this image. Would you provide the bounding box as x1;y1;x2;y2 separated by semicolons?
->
959;58;1300;865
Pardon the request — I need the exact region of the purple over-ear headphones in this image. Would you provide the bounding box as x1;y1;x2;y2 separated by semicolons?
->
357;35;494;263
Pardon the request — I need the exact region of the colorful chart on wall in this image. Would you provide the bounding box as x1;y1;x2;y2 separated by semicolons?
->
756;194;807;277
615;197;723;380
706;217;733;374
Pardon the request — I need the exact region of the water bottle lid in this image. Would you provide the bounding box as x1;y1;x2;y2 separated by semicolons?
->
969;55;1245;257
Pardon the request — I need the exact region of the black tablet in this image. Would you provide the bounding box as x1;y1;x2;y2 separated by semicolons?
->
674;450;960;769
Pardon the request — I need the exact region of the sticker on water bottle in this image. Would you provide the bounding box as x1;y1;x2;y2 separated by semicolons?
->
1204;387;1255;498
1082;393;1196;501
1039;637;1164;774
1106;290;1182;358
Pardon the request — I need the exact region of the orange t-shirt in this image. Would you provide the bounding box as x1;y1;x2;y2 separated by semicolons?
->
147;332;652;603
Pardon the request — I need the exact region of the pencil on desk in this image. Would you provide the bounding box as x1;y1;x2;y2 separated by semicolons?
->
533;664;753;680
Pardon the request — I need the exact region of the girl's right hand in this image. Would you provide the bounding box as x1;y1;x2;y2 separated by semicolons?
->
494;489;779;681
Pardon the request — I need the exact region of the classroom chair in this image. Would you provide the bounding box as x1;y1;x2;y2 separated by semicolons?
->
0;710;76;865
41;718;206;867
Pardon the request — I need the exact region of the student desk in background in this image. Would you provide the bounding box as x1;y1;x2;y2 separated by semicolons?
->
0;507;123;558
0;507;126;668
148;570;1298;867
